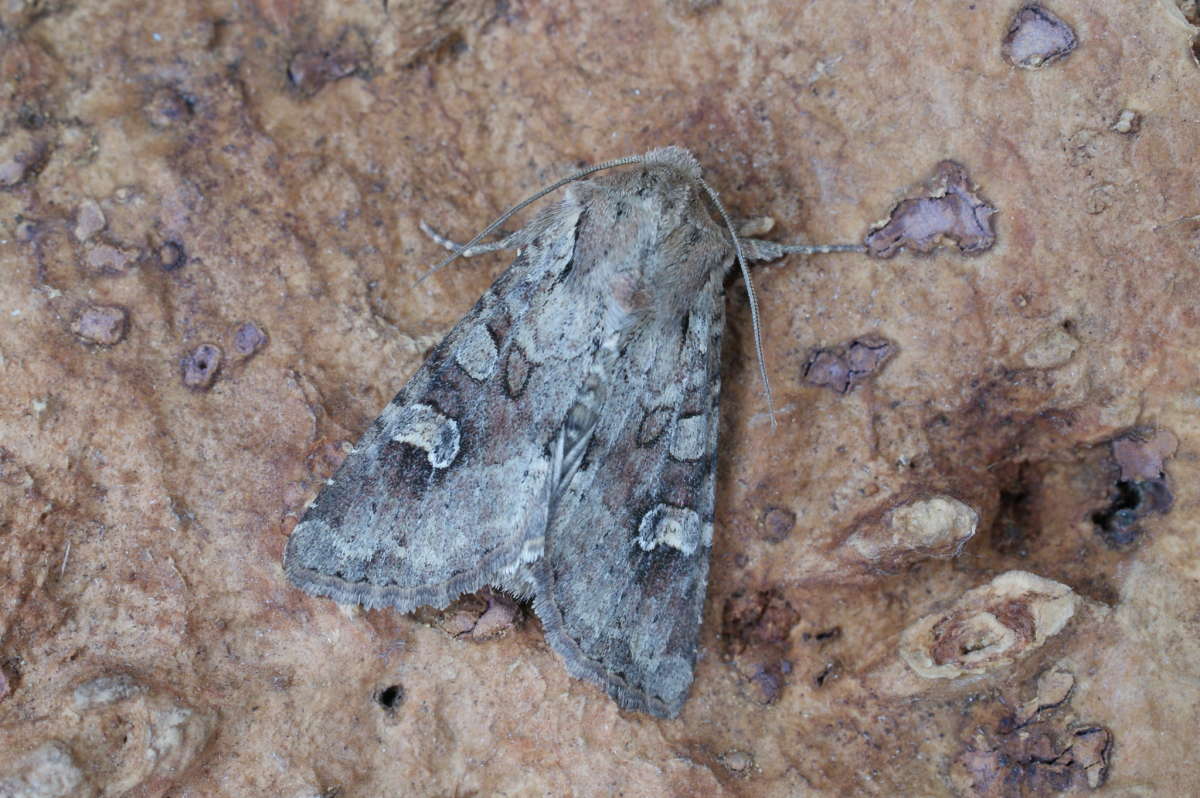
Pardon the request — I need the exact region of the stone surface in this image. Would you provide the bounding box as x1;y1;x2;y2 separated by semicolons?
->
1001;5;1079;69
69;303;128;346
0;742;89;798
898;570;1081;679
845;494;978;567
864;160;997;257
802;333;896;394
71;200;105;243
1;1;1199;795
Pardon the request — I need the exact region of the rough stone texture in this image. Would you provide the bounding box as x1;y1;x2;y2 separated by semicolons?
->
179;342;223;390
897;570;1081;680
69;303;128;346
864;160;998;258
802;333;897;394
1;1;1198;795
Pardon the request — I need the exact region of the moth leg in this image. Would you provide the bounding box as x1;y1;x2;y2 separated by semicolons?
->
738;237;786;263
739;236;866;263
419;220;537;258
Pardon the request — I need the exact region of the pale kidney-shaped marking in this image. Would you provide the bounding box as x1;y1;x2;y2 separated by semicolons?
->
387;403;460;469
637;504;704;556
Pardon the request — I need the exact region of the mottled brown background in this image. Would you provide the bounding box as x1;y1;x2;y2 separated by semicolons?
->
1;0;1198;795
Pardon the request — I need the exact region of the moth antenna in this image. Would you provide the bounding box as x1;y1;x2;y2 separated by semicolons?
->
696;177;777;428
420;153;648;281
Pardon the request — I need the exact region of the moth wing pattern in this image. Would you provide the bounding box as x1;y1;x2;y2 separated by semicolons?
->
285;199;606;612
531;268;726;718
285;147;757;719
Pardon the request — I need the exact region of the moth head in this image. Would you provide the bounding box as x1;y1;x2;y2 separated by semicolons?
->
640;146;702;180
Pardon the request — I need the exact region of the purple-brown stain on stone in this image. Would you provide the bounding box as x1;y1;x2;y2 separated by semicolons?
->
1002;5;1078;69
0;131;48;187
721;589;801;705
144;86;193;129
233;322;268;356
73;199;106;242
71;304;129;346
865;161;996;258
760;506;796;543
288;48;361;96
181;344;223;390
84;242;139;276
1092;428;1176;549
804;335;896;394
1111;427;1177;482
952;691;1112;795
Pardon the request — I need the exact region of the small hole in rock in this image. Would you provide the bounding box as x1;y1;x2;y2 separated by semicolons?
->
376;684;404;712
815;661;839;687
991;477;1036;555
1091;478;1173;549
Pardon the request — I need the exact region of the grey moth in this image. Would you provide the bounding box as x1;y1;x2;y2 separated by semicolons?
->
283;147;859;717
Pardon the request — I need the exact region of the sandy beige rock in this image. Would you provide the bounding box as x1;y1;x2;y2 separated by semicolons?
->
0;742;91;798
846;494;978;565
1019;326;1080;369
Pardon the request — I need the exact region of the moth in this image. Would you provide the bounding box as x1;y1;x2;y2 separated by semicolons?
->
283;147;860;717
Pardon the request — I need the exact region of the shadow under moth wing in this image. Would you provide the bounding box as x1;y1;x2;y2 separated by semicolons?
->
284;146;822;718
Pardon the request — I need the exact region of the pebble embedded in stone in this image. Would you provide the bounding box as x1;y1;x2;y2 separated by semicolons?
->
181;344;223;390
233;322;268;356
71;304;129;346
73;199;106;242
1002;5;1078;69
